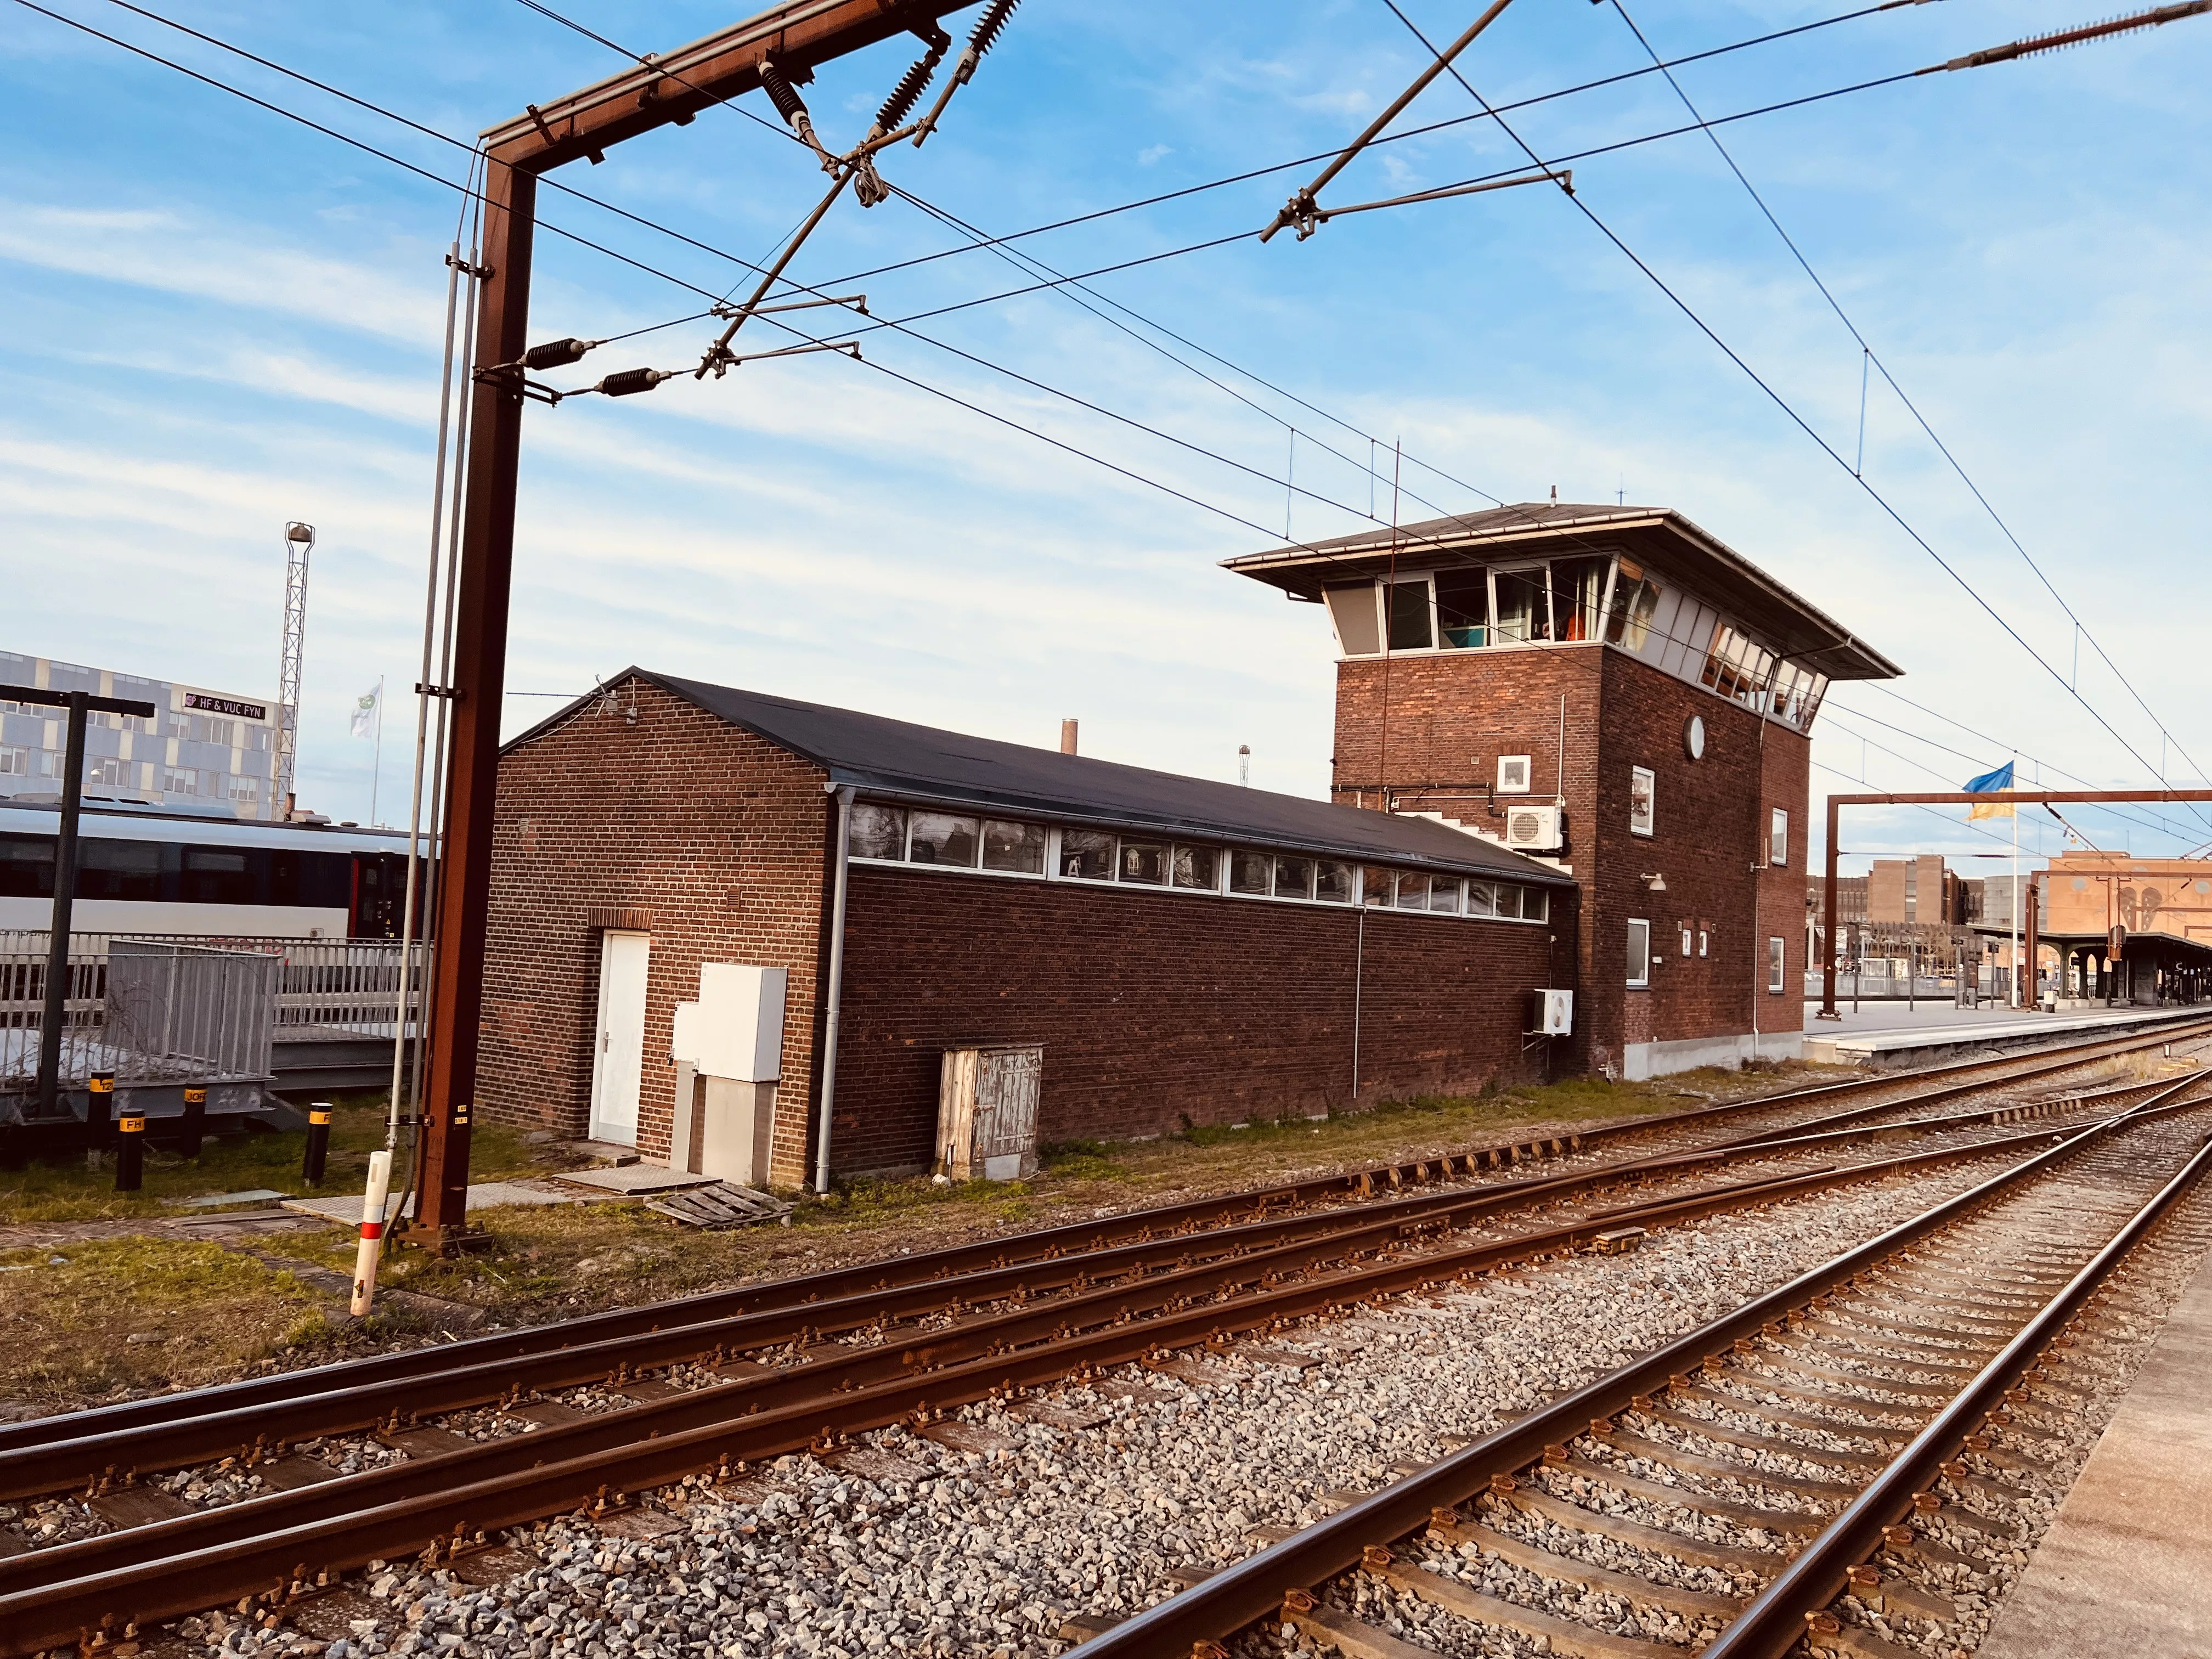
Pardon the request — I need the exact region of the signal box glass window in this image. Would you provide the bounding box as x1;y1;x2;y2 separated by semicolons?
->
1496;884;1525;921
1435;569;1489;649
1386;580;1433;651
1769;936;1787;994
1629;766;1656;837
1497;755;1531;794
1627;918;1651;988
1466;879;1496;918
1229;850;1272;895
1770;808;1788;867
1524;888;1547;922
1492;567;1549;643
1324;584;1381;656
848;804;907;861
909;812;980;867
1173;844;1220;890
1427;877;1462;915
1606;560;1662;650
1362;867;1395;906
982;820;1045;874
1554;557;1607;642
1314;861;1353;904
1119;839;1168;884
1060;829;1115;880
1273;856;1314;900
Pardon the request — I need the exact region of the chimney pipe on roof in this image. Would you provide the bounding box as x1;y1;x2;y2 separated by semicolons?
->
1059;718;1078;755
1239;744;1251;787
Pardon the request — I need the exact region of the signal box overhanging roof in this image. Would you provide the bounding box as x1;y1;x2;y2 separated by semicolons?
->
1223;501;1901;682
513;670;1573;887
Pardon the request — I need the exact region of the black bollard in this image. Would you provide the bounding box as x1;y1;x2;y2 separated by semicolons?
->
115;1108;144;1193
86;1070;115;1168
302;1103;332;1187
179;1085;206;1159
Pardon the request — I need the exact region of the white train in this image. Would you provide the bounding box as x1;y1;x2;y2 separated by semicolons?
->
0;802;424;939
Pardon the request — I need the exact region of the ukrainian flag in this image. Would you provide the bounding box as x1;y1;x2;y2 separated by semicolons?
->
1964;760;2015;820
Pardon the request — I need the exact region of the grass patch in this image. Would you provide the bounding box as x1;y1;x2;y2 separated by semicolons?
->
0;1094;563;1226
0;1237;323;1410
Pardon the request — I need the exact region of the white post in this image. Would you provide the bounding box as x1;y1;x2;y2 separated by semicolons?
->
351;1147;393;1317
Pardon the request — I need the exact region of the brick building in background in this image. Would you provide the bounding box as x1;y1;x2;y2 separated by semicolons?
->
1223;503;1899;1079
482;673;1576;1184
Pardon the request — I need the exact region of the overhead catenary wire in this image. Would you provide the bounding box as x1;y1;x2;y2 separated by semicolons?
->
1605;0;2212;830
1374;0;2209;812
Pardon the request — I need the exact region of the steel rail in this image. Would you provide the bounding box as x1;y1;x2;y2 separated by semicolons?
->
10;1014;2196;1466
1061;1074;2212;1656
4;1101;2169;1650
1701;1128;2212;1656
12;1057;2191;1501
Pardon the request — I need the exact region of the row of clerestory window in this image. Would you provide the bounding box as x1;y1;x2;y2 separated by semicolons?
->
847;803;1550;922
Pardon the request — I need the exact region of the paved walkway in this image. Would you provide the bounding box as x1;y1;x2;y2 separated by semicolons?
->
1977;1246;2212;1657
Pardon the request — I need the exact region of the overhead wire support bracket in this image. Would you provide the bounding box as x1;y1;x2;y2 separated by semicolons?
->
1298;166;1569;229
911;0;1021;149
1260;0;1519;242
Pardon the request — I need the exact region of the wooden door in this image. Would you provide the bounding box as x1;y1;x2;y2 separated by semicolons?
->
972;1046;1042;1180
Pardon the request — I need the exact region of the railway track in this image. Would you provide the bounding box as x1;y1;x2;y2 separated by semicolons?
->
0;1022;2205;1657
6;1012;2200;1466
1070;1084;2212;1659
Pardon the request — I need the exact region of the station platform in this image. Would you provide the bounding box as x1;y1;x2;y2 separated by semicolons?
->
1799;1001;2208;1070
1977;1244;2212;1657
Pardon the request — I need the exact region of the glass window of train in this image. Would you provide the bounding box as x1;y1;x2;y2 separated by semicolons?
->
1386;579;1434;651
182;845;258;905
1554;557;1607;642
1434;568;1489;649
1324;583;1381;657
80;838;160;900
0;834;55;899
1492;566;1550;642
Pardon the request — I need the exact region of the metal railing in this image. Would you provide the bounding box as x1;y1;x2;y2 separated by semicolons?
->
0;932;425;1055
0;939;280;1089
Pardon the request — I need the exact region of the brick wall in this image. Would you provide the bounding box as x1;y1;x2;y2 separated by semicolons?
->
830;865;1575;1176
480;678;832;1182
1329;642;1809;1073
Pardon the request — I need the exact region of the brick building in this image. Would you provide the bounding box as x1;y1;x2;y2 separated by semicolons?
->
1223;503;1898;1079
1866;856;1962;925
482;673;1577;1184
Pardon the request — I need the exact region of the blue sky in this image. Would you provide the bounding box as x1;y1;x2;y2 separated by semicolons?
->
4;0;2209;872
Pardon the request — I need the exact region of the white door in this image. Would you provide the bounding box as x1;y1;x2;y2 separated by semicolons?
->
589;930;651;1145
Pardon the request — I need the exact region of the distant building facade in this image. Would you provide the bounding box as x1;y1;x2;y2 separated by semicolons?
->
2045;852;2212;940
1865;855;1963;925
0;652;279;821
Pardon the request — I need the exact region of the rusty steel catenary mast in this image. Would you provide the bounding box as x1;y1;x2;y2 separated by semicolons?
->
409;0;991;1245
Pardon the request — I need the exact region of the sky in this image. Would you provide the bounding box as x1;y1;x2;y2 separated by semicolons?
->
3;0;2209;873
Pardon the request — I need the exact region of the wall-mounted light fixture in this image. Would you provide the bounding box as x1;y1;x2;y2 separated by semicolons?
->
1641;872;1668;893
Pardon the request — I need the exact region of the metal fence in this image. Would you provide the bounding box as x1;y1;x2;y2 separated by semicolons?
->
0;932;424;1054
0;938;280;1089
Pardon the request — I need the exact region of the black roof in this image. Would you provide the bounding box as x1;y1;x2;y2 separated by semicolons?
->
1223;501;1901;684
512;670;1573;887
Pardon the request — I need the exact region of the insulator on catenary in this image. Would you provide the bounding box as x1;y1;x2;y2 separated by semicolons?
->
874;25;951;133
523;337;594;371
756;58;811;129
595;368;672;398
968;0;1020;61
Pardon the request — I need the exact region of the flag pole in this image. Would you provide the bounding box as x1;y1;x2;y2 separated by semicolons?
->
371;676;385;832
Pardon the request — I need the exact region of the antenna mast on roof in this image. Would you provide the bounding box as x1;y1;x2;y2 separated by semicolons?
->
275;522;314;820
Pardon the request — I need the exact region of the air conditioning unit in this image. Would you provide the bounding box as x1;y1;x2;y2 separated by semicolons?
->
1530;988;1574;1036
1503;803;1564;853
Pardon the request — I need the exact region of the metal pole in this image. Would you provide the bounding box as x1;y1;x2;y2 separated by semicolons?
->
1818;793;1841;1018
2010;792;2021;1008
814;786;855;1196
414;156;536;1243
35;692;88;1119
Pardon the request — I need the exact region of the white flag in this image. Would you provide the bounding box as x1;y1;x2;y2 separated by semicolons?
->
349;681;381;739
